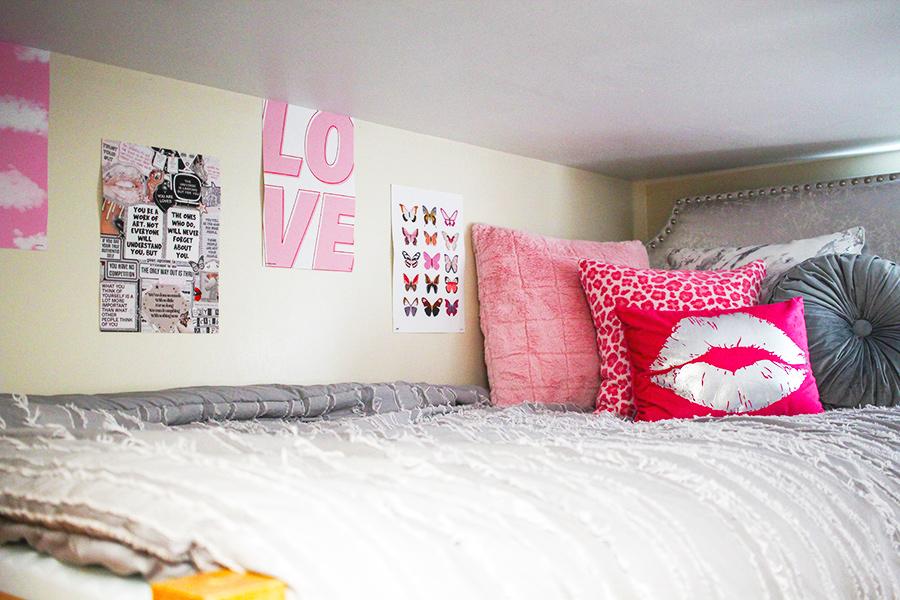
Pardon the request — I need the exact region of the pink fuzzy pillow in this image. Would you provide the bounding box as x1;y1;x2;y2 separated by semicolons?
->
472;224;648;409
578;260;767;417
616;298;823;421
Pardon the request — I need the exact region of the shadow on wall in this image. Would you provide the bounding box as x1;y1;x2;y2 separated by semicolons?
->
527;168;634;244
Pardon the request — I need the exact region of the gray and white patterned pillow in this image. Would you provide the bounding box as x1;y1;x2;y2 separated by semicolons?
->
666;226;866;301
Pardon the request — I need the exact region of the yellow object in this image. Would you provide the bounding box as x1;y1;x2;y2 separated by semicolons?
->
151;570;286;600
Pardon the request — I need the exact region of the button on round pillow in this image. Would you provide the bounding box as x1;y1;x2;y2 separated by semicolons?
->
770;253;900;408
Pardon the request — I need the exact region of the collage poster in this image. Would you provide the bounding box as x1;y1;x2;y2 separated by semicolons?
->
391;185;464;333
99;140;221;333
261;100;356;272
0;41;49;251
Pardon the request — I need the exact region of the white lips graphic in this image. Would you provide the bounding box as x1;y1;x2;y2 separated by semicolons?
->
649;313;806;413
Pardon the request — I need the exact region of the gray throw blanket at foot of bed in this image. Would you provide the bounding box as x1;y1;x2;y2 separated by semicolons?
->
0;382;898;600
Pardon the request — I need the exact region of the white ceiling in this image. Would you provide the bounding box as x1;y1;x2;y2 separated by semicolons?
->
2;1;899;180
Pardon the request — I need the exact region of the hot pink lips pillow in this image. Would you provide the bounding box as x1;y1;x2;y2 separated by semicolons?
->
579;260;767;417
617;297;823;421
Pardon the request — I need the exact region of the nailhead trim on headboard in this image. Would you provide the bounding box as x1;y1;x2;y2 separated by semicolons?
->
647;171;900;248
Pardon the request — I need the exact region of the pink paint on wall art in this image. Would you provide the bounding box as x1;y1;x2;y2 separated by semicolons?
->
0;41;49;251
262;100;356;271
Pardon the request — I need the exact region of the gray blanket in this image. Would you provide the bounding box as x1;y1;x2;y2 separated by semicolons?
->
0;383;898;599
1;381;490;428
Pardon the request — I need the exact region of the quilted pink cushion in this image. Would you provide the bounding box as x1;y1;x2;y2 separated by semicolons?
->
579;260;767;417
472;224;649;409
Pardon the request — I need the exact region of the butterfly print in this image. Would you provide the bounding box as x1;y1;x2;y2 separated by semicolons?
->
445;254;458;273
403;297;418;316
446;298;459;316
189;255;205;274
425;273;440;294
402;251;421;268
404;273;419;292
445;277;458;294
440;208;458;227
443;232;458;251
424;231;438;246
424;251;441;270
402;227;418;245
422;297;443;316
400;204;418;222
422;206;437;225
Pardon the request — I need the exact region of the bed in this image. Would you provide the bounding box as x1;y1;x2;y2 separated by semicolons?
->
1;383;898;600
2;173;899;600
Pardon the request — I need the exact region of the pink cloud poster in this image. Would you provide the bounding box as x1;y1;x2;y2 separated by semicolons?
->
0;41;49;251
262;100;355;271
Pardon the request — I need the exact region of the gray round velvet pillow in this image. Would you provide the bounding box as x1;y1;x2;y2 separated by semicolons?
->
770;253;900;409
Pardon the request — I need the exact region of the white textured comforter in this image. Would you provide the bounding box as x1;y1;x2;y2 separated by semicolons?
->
0;385;898;599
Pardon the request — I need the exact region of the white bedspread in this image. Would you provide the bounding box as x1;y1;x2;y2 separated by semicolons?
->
0;395;898;599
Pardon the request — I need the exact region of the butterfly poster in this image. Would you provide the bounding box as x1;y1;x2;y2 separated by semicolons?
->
99;140;221;333
391;185;464;333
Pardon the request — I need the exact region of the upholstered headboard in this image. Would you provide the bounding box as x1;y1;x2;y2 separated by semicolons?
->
647;171;900;268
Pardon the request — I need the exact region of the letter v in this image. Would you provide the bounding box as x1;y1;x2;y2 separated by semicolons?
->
263;186;320;267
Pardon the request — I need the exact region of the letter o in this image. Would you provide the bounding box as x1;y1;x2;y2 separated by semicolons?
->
305;112;354;184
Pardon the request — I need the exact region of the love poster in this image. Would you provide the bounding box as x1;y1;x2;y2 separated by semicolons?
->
0;41;49;251
262;100;355;271
100;140;221;333
391;185;464;333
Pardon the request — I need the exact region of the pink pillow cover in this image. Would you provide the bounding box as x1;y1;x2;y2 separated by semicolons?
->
472;224;649;409
578;260;767;417
617;298;823;421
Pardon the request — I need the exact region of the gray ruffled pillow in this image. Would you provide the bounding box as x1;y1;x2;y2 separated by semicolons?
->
770;253;899;409
666;226;866;301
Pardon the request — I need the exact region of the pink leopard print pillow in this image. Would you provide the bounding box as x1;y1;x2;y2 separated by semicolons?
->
578;259;767;417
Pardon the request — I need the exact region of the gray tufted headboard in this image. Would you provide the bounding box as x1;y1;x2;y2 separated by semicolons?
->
647;171;900;268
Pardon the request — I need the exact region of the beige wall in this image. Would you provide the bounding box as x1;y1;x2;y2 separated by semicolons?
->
635;151;900;239
0;54;634;394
